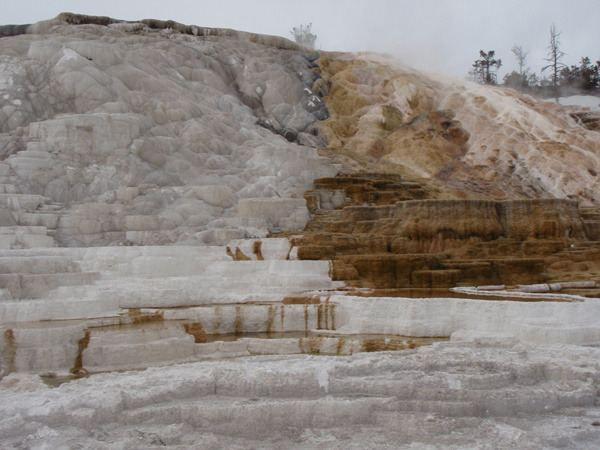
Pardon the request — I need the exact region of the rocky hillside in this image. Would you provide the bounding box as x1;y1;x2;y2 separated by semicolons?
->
0;13;599;250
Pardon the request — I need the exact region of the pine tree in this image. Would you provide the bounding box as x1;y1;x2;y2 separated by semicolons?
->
470;50;502;85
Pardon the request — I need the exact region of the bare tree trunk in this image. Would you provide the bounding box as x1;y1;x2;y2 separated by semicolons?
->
543;24;565;103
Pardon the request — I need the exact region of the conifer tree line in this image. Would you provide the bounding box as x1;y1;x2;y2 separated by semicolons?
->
470;24;599;98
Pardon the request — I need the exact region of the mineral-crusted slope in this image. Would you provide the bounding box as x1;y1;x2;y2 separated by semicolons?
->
315;53;600;204
0;13;336;246
1;15;600;249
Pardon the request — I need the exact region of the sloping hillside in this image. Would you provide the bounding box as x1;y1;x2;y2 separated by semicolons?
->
315;53;600;203
0;14;599;250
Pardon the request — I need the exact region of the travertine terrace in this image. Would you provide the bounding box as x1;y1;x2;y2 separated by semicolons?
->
1;13;600;448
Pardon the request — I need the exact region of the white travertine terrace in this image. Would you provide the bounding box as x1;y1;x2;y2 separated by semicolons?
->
0;14;337;246
1;241;600;447
1;14;600;448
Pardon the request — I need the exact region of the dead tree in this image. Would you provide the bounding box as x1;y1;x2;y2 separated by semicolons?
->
542;24;567;101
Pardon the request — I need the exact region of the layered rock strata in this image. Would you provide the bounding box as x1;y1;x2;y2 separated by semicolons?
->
3;242;600;375
0;245;339;373
287;173;600;289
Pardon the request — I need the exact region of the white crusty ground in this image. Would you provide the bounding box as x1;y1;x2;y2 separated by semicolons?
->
1;339;600;448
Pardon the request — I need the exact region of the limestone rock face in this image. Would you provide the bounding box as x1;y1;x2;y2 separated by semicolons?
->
0;14;336;245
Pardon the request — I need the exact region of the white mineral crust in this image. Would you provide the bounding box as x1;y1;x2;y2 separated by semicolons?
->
0;16;337;246
1;15;600;448
2;343;600;448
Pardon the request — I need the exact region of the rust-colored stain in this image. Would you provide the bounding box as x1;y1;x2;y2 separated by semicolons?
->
227;247;251;261
3;329;16;374
265;305;275;336
336;337;347;356
316;304;324;330
298;336;323;354
213;306;222;334
253;241;265;260
330;304;336;331
182;322;207;343
282;296;320;305
280;304;285;330
234;306;243;335
71;330;91;374
303;305;308;332
129;309;164;324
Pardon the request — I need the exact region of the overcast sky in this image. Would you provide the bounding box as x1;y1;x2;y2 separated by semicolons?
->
3;0;599;79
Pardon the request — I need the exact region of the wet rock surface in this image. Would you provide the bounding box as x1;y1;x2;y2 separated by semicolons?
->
290;172;600;289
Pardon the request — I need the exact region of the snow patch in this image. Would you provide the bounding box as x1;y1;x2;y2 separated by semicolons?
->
555;95;600;111
315;365;330;393
57;48;82;65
